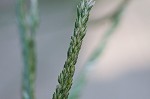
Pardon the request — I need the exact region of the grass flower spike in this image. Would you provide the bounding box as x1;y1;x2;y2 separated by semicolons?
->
52;0;95;99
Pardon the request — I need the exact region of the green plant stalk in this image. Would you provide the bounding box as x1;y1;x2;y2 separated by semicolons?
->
52;0;95;99
69;0;130;99
16;0;39;99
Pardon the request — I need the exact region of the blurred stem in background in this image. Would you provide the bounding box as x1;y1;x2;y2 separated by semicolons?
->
16;0;39;99
69;0;130;99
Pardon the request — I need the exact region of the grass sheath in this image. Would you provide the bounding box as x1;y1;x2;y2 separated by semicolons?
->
52;0;95;99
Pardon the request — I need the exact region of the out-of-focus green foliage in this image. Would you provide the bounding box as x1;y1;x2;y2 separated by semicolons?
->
16;0;39;99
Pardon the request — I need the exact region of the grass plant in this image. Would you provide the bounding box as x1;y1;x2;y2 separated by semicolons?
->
16;0;130;99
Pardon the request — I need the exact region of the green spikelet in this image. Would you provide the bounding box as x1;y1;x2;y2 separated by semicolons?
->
52;0;95;99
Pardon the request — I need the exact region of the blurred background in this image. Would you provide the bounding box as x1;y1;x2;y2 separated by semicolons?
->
0;0;150;99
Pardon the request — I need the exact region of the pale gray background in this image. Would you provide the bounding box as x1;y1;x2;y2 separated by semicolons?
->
0;0;150;99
